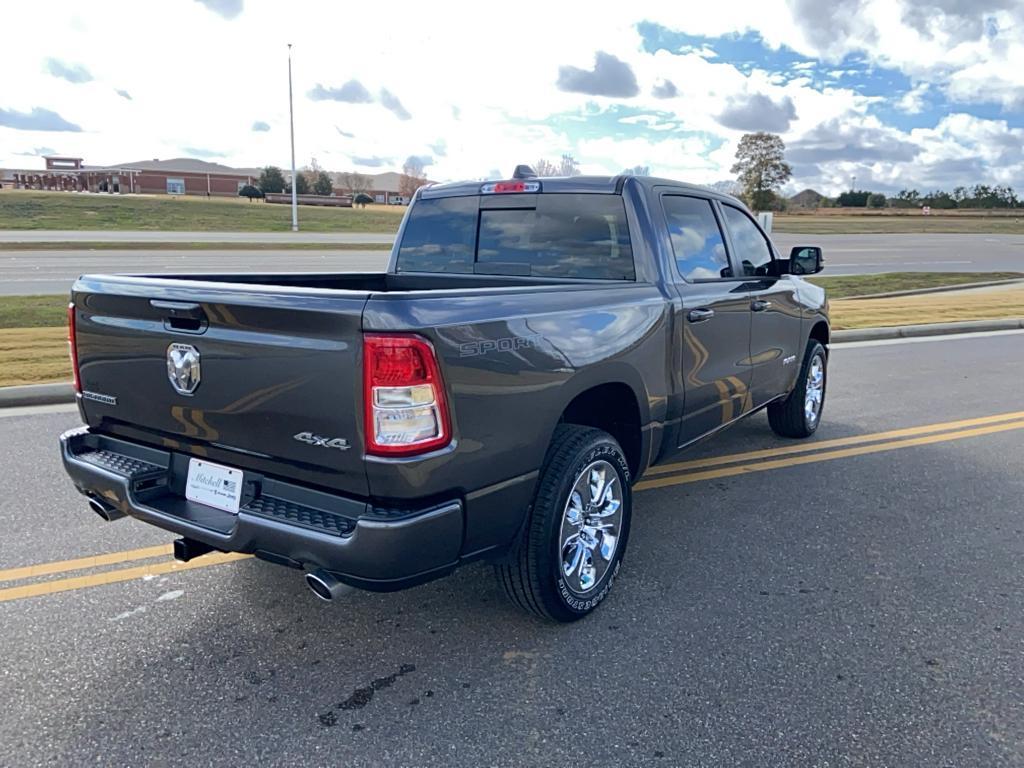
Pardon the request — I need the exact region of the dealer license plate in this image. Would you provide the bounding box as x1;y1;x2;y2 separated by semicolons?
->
185;458;242;514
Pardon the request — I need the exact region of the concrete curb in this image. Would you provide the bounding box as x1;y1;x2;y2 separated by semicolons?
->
1;318;1023;407
834;318;1024;342
842;278;1024;301
0;382;75;408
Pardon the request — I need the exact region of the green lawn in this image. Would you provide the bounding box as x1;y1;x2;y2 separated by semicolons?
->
0;295;68;329
808;272;1024;299
0;191;405;233
775;214;1024;235
4;191;1024;236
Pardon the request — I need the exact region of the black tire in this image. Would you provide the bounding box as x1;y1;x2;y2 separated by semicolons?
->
496;425;632;622
768;340;827;438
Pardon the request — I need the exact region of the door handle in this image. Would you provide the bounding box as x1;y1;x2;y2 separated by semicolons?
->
151;299;207;333
751;300;772;312
150;299;203;318
687;308;715;323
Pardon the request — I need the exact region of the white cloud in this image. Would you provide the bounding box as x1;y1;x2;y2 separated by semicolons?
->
0;0;1020;196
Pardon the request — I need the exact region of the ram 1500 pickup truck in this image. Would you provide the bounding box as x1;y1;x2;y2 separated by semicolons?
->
59;169;829;622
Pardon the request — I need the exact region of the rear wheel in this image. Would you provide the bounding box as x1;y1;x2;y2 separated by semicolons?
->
496;425;632;622
768;340;827;438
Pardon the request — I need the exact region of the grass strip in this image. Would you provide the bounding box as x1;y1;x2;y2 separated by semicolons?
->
831;287;1024;329
808;271;1024;299
0;327;69;386
0;295;68;329
775;214;1024;235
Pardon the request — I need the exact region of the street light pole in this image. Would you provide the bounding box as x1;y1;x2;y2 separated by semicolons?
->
287;43;298;232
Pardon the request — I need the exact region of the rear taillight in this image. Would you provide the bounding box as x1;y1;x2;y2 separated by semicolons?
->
363;334;450;456
67;303;81;393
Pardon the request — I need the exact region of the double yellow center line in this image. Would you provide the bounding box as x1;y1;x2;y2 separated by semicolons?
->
3;409;1023;603
635;408;1024;491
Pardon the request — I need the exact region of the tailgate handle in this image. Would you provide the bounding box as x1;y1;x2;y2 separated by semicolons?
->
151;300;207;333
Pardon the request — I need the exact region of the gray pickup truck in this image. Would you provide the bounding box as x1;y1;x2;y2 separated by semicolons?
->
60;169;828;622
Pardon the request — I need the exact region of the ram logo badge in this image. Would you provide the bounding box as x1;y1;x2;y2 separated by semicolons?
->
166;343;201;395
293;431;351;451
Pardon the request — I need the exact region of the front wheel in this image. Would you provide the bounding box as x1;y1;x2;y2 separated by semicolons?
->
496;425;632;622
768;340;827;438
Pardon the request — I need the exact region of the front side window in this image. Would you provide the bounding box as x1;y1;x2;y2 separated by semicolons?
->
662;195;732;280
721;205;773;277
166;178;185;195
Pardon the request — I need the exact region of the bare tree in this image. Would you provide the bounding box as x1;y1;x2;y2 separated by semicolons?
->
339;171;371;196
557;154;581;177
399;156;428;199
532;155;581;177
533;158;559;177
621;165;650;176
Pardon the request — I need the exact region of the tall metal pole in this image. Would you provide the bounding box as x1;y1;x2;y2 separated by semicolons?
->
287;43;298;232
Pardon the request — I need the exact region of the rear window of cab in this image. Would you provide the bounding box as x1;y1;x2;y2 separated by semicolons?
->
396;193;635;280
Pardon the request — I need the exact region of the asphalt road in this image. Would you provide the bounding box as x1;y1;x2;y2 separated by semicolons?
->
771;233;1024;275
0;249;389;295
1;233;1022;294
2;330;1023;766
0;230;397;244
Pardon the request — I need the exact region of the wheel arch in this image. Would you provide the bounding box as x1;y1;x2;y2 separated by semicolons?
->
808;319;830;352
552;367;651;479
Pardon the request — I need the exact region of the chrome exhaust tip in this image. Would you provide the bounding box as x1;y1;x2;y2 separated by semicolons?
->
88;497;126;522
305;569;347;602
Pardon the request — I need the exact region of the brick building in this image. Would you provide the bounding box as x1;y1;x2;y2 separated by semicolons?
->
1;157;259;197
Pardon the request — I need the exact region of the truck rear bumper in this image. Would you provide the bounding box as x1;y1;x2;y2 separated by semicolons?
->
59;427;464;591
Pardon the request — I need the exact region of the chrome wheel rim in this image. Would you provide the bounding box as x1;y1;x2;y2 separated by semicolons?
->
804;354;824;426
559;460;623;596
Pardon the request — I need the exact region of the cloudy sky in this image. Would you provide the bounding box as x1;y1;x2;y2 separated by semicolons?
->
2;0;1023;195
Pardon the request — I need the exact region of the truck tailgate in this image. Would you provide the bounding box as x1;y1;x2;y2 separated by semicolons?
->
72;276;370;497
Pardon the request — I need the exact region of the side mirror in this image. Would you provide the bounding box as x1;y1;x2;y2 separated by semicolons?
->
789;246;824;275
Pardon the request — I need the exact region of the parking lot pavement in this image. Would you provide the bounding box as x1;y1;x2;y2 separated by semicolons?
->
1;331;1023;767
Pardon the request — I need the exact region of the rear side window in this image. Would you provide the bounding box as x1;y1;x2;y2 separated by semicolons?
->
393;196;477;273
721;204;774;277
662;196;732;281
396;194;635;280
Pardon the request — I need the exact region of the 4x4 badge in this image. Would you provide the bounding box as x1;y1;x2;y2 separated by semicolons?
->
293;432;350;451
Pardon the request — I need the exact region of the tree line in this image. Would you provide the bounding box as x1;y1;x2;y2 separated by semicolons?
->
729;132;1023;211
865;186;1020;209
241;157;431;206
